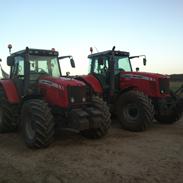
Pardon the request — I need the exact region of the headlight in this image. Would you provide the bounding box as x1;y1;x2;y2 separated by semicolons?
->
82;97;86;102
70;97;75;103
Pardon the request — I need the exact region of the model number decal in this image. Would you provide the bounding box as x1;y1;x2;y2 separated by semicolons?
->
39;80;64;90
121;74;156;81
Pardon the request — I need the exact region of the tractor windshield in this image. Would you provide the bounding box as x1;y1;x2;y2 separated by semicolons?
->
89;55;132;75
114;56;132;73
29;55;61;77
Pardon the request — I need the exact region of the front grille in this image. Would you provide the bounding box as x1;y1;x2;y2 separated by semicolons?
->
159;78;170;94
149;81;157;91
67;86;87;104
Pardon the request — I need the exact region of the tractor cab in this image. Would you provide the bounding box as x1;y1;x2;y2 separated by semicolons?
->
6;47;76;97
88;49;134;98
88;49;147;90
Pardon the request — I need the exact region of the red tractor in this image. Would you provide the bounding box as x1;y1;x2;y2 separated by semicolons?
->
0;47;111;148
76;47;183;131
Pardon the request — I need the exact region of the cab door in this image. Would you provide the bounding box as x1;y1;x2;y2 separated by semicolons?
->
10;55;25;96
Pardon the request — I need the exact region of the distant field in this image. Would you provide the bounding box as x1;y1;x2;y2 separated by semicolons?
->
170;81;182;91
170;81;183;97
170;74;183;92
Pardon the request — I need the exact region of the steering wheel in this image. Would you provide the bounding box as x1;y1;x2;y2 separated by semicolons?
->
119;68;125;72
38;68;49;75
38;68;45;73
101;66;108;74
16;75;24;79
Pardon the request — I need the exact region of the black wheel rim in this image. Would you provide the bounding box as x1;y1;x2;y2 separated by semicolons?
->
123;103;140;121
25;114;35;140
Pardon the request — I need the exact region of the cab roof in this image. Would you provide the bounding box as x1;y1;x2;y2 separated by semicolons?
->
88;50;129;58
10;48;59;57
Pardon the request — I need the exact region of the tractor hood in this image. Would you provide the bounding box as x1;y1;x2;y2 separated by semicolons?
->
38;76;88;108
121;71;169;80
39;75;86;88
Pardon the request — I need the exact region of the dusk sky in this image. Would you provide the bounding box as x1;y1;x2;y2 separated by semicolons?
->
0;0;183;75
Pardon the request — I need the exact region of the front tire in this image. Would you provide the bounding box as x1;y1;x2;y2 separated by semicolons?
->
21;99;55;148
81;96;111;139
155;113;181;124
155;104;182;124
117;90;154;132
155;94;182;124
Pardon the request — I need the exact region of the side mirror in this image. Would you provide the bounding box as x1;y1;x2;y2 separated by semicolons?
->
136;67;140;72
143;58;147;66
70;58;75;68
7;56;14;66
0;58;2;62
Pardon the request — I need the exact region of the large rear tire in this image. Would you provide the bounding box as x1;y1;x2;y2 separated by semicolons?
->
21;99;55;148
0;87;18;133
81;96;111;139
117;90;154;132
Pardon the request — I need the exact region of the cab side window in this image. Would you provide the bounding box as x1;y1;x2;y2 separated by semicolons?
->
11;56;24;79
93;58;109;75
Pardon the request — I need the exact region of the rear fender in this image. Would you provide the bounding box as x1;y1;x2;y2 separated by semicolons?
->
0;80;20;103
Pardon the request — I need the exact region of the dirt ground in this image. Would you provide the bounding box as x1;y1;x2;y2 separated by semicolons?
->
0;119;183;183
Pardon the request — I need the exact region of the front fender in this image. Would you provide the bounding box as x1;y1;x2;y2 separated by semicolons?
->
0;80;20;103
76;74;103;94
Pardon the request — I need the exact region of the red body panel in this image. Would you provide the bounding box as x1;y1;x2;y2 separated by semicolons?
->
38;76;86;108
0;80;20;103
78;74;103;94
120;72;170;98
79;72;170;98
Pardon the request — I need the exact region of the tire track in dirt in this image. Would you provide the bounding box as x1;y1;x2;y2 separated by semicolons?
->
0;119;183;183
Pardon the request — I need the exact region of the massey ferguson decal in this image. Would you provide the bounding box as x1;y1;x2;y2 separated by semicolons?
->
121;74;156;81
39;80;64;90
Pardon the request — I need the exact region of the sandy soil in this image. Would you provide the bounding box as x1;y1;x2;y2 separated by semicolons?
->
0;119;183;183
